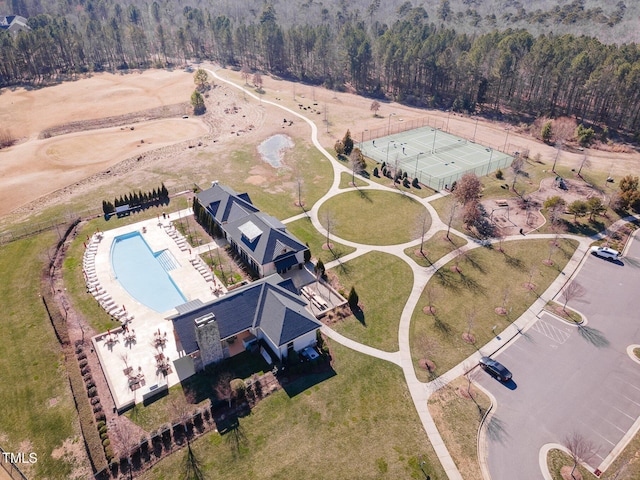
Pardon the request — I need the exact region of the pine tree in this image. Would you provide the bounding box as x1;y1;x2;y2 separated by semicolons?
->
348;286;359;309
342;130;354;156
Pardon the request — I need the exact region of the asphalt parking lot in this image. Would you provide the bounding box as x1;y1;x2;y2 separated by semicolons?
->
475;234;640;480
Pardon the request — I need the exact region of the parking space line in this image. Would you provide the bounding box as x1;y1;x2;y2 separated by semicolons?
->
612;406;636;421
601;417;627;434
530;318;571;344
621;394;640;408
579;420;616;447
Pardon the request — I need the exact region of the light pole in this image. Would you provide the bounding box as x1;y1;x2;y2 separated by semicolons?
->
386;141;394;163
473;117;479;142
503;127;511;152
552;144;561;172
387;113;395;136
431;129;437;154
487;148;493;172
446;110;450;131
414;152;424;178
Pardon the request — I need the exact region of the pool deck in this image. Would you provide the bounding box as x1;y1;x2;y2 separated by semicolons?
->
88;214;227;412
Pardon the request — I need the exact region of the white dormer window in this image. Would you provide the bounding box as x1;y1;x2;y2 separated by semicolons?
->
238;221;262;242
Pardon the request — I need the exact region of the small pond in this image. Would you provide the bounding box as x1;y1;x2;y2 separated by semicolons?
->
258;134;294;168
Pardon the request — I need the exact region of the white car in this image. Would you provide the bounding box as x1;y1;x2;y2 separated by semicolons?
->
589;246;621;260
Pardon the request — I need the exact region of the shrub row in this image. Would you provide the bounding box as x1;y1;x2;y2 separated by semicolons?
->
76;342;111;463
68;343;107;472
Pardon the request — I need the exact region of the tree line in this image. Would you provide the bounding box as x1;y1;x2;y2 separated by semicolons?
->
2;2;640;135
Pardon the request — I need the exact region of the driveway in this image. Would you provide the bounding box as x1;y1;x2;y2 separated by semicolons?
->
476;233;640;479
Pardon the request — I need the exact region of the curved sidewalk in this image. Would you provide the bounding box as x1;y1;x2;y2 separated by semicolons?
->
201;65;609;480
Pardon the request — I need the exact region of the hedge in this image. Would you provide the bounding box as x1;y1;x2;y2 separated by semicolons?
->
67;352;107;472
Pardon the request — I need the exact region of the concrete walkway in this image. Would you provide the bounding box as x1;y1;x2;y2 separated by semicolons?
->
204;64;626;480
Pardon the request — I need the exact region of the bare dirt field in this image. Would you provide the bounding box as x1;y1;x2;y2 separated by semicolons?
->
1;69;194;140
1;64;639;225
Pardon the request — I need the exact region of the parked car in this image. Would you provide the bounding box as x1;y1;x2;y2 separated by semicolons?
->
589;246;621;261
301;346;319;361
479;356;512;382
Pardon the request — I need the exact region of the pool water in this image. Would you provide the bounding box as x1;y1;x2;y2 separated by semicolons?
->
257;134;293;168
111;232;186;313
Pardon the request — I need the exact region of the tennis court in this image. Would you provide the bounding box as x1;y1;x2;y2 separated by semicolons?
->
360;125;513;191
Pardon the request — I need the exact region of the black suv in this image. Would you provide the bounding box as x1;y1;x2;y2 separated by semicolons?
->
479;356;512;382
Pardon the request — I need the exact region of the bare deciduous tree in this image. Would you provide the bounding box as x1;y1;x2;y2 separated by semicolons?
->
445;201;459;240
323;210;336;249
511;155;525;192
240;64;251;85
453;173;482;205
415;212;430;256
423;284;439;315
252;72;263;89
370;100;380;117
215;372;234;408
563;431;598;480
111;421;138;475
577;155;591;178
349;148;366;185
561;281;586;312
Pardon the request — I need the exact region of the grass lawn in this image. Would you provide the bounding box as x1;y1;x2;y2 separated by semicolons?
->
635;348;640;360
220;140;333;220
339;171;368;189
404;230;468;267
330;252;412;352
544;301;583;323
285;217;356;264
411;238;578;380
547;449;596;480
126;351;272;433
318;190;429;245
140;342;447;480
0;233;83;478
428;377;490;480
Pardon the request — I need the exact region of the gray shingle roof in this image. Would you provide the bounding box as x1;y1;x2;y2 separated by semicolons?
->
196;184;258;224
170;275;320;356
197;184;307;267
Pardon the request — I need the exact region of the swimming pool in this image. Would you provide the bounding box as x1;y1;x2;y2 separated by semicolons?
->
111;232;186;313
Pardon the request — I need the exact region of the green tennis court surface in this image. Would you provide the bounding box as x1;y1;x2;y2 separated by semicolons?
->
361;125;514;191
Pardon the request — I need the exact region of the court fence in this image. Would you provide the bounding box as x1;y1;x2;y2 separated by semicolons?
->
359;117;518;191
412;155;513;191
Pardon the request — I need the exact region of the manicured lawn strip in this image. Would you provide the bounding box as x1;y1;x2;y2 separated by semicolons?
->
63;221;123;334
547;449;596;480
404;230;468;267
285;217;356;264
140;343;447;480
428;377;490;480
331;252;412;352
0;233;79;478
222;141;333;220
318;190;429;245
430;195;466;235
410;238;578;381
339;171;368;189
635;348;640;360
544;301;583;323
